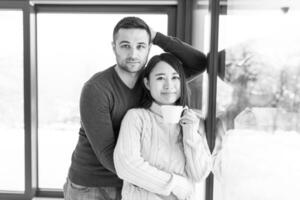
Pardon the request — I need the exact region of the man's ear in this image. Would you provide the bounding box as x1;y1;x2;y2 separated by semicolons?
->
143;77;150;90
112;41;116;53
148;43;152;51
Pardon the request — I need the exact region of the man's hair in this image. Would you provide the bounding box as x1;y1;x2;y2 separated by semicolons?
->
140;53;189;108
113;16;151;43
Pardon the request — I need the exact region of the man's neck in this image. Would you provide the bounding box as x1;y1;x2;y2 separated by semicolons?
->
114;65;141;89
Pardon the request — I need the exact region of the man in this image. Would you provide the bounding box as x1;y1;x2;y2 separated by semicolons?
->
64;16;208;200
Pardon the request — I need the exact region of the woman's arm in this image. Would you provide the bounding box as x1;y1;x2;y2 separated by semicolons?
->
114;109;193;198
180;109;212;182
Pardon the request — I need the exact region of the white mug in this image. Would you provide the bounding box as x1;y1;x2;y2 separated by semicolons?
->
161;105;184;123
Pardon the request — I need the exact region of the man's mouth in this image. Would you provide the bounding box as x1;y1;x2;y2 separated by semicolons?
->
127;59;139;63
127;61;140;65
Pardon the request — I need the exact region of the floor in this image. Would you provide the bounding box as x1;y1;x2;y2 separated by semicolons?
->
33;198;63;200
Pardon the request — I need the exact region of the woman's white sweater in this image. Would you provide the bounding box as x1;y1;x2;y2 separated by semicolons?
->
114;103;212;200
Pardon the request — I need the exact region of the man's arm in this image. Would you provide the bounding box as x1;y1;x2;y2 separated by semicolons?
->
80;82;116;173
152;32;208;79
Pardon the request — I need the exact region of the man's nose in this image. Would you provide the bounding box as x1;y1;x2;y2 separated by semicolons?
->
129;47;138;57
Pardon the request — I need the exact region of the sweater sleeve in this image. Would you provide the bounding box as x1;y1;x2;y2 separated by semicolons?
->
80;82;116;173
181;113;212;182
153;32;208;79
114;110;193;197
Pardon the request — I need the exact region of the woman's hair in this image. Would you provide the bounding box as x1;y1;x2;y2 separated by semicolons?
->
140;52;189;108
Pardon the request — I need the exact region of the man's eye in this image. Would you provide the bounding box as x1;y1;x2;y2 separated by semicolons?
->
121;44;130;49
137;45;146;50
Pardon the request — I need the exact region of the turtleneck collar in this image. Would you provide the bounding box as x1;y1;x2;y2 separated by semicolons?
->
149;102;163;118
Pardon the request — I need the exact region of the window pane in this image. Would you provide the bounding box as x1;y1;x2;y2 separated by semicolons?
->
0;10;24;191
188;1;211;199
37;13;167;189
214;3;300;200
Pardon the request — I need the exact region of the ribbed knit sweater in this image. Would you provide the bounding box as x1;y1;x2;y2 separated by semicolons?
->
114;103;212;200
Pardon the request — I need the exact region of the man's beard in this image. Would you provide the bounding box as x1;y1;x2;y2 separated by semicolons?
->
118;62;145;74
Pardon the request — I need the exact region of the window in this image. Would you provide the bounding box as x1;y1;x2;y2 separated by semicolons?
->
0;1;200;199
8;1;299;200
0;10;24;192
214;3;300;200
37;12;168;189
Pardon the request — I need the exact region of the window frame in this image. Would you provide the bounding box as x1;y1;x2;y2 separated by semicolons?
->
34;4;176;198
0;1;38;200
0;0;195;199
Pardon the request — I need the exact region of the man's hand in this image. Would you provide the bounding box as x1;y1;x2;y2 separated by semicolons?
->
150;28;157;42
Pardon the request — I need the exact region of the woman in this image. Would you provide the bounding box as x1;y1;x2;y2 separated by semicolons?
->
113;53;212;200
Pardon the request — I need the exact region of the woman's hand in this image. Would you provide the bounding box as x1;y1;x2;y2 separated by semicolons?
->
180;109;206;148
180;109;200;129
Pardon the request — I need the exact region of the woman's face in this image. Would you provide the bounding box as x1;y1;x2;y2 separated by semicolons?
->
144;61;181;105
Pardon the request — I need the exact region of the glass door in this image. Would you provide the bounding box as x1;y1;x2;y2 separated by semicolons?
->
213;1;300;200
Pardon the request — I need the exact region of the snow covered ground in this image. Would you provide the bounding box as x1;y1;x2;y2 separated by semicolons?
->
2;127;300;200
214;130;300;200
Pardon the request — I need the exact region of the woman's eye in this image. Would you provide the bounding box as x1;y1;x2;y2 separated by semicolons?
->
172;76;180;80
156;77;164;80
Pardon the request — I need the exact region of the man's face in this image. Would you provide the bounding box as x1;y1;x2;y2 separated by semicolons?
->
112;28;151;74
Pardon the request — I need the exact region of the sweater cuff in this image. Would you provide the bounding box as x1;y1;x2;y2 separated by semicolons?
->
183;126;202;148
171;174;188;188
170;174;193;199
153;32;167;46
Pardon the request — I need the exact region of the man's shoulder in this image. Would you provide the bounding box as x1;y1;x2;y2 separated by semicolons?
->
80;66;116;100
85;66;115;87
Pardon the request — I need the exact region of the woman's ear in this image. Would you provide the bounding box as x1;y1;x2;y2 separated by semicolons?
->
143;77;150;90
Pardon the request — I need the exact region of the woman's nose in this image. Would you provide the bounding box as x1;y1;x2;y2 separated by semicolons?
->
163;79;172;89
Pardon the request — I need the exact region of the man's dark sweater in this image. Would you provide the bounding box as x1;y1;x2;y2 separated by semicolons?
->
68;32;208;187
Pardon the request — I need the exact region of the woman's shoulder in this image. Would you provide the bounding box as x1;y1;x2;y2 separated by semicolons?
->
124;108;150;119
122;108;153;127
127;107;148;113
